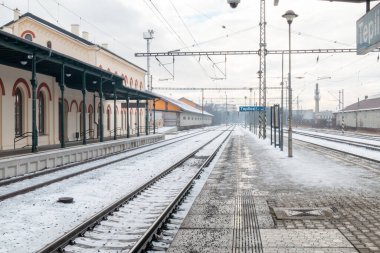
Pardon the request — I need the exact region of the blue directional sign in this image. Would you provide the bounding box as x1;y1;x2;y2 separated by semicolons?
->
239;106;266;112
357;2;380;55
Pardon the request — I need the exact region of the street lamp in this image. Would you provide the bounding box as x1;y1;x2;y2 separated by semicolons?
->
282;10;298;158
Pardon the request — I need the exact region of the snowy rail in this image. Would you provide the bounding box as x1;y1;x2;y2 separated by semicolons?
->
37;127;232;253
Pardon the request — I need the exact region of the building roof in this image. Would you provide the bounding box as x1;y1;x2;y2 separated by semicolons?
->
2;12;146;73
0;29;157;100
156;94;213;116
343;97;380;112
179;97;202;110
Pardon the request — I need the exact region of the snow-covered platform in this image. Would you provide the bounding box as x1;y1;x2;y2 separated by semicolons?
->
168;127;380;252
0;134;164;180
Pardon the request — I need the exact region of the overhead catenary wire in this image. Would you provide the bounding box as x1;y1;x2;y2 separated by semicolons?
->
146;0;212;80
168;0;225;79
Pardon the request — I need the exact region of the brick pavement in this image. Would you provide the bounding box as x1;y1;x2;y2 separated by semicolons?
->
168;128;380;252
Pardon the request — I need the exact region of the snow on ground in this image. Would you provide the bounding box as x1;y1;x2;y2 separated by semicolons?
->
241;127;380;191
0;128;209;197
0;127;227;253
294;128;380;146
292;132;380;161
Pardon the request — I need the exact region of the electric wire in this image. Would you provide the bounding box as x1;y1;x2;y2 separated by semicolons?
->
147;0;212;80
168;0;225;79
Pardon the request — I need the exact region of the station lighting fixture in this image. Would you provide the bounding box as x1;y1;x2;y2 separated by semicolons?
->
65;73;72;77
282;10;298;158
20;60;27;65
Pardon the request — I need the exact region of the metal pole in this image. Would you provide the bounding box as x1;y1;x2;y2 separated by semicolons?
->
342;89;345;134
82;72;87;145
202;89;204;126
225;93;227;126
137;98;140;136
31;53;38;152
153;99;156;134
99;78;104;142
280;52;284;151
60;65;65;148
145;100;149;135
113;84;117;141
126;97;130;138
288;22;293;157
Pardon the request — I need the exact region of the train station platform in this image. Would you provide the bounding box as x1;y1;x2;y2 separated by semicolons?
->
0;134;164;180
168;128;380;253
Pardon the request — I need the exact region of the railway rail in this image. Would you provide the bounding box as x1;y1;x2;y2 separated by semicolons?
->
37;127;233;253
0;127;220;202
292;130;380;152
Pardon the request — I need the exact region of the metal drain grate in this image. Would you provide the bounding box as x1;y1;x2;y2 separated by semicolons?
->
273;207;333;220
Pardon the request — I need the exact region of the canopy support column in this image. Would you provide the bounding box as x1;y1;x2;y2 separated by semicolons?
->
126;97;130;138
113;84;117;140
82;72;87;145
99;78;104;142
60;65;65;148
31;52;38;153
137;98;140;137
153;99;156;134
145;100;149;135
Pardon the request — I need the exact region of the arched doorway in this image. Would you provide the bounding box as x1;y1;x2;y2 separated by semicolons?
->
58;99;69;142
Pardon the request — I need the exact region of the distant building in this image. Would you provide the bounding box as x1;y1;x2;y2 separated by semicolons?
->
154;95;213;130
334;97;380;131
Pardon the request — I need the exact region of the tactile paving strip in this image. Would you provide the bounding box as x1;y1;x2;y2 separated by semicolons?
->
233;193;264;253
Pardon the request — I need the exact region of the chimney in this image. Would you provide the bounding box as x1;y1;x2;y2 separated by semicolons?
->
365;95;368;100
14;8;21;21
82;31;89;40
71;24;79;36
101;43;108;49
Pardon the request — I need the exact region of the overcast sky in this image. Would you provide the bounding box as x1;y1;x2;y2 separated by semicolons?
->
1;0;379;111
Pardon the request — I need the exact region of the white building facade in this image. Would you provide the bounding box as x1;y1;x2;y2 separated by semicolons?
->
0;11;153;151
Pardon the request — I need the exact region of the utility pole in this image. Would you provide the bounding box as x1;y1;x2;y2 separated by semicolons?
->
201;88;204;126
249;88;253;131
342;89;345;134
225;93;228;126
258;0;267;139
143;29;154;91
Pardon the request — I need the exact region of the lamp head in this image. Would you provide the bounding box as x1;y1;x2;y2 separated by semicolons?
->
227;0;240;8
282;10;298;24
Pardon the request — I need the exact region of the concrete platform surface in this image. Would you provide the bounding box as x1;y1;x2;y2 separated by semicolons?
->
168;127;380;252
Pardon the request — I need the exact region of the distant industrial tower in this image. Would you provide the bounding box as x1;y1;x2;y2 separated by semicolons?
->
314;83;320;113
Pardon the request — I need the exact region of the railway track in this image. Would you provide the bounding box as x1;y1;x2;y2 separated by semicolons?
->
293;130;380;151
0;128;224;202
37;127;233;253
294;139;380;174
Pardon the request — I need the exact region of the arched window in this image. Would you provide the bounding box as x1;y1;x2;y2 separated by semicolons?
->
38;92;45;134
107;107;111;131
47;41;52;49
24;34;33;41
15;88;23;136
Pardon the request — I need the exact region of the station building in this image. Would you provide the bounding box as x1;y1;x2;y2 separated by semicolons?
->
335;96;380;132
154;95;213;130
0;10;157;152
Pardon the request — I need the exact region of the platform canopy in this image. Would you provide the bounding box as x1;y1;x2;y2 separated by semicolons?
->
0;29;157;101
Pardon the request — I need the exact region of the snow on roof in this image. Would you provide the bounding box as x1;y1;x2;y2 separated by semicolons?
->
156;94;213;116
340;97;380;113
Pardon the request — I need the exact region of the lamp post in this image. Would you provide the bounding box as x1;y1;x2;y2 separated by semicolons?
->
282;10;298;158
